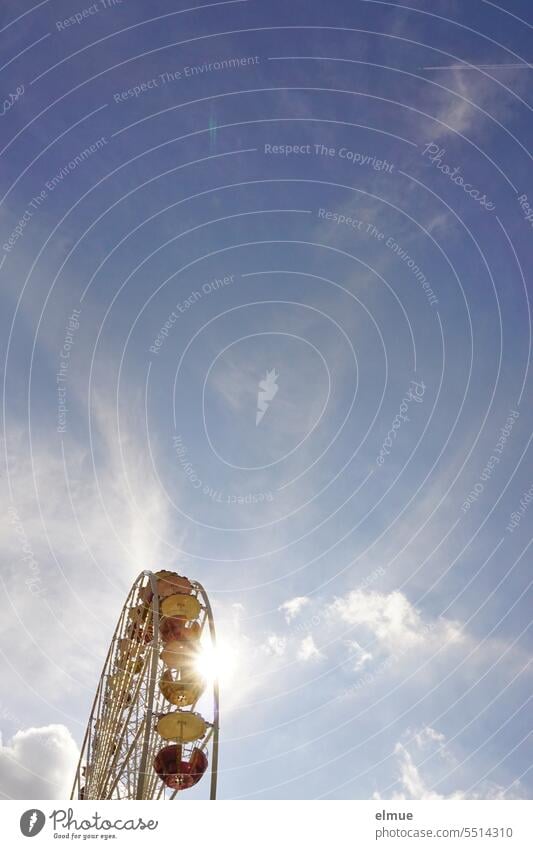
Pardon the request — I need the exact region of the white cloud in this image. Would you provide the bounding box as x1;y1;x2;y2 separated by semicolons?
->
297;635;323;662
375;727;525;801
345;639;373;672
262;634;287;657
330;589;461;654
432;71;481;138
423;65;529;143
391;740;446;800
279;596;311;623
0;725;79;800
413;726;446;749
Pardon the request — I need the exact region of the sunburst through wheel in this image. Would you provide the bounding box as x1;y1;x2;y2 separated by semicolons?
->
71;570;220;800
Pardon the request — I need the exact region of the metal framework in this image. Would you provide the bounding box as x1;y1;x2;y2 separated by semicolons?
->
71;570;219;800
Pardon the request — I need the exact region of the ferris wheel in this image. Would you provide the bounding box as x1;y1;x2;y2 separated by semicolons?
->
71;570;220;800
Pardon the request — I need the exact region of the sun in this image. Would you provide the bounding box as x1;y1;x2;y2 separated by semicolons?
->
194;638;236;686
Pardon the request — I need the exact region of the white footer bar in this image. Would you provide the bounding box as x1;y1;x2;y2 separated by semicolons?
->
4;799;532;848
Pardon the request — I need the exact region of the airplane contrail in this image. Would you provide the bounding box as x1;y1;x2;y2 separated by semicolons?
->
421;63;533;70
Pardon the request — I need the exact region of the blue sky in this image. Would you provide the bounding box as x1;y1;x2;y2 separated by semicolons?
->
0;0;531;800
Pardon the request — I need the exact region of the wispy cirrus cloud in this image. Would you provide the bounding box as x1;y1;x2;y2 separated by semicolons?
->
375;726;526;800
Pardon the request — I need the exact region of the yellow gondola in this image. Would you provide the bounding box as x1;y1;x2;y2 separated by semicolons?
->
156;710;208;743
161;593;201;620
